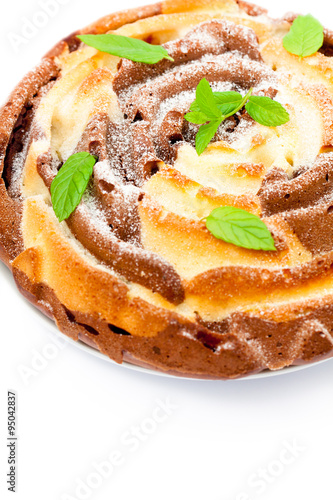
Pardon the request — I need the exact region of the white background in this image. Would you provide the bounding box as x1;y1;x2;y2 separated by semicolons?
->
1;0;333;499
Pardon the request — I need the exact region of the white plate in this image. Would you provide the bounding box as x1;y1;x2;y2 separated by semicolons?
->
3;262;332;380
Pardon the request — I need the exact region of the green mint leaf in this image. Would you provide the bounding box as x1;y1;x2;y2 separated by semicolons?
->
189;100;201;112
51;152;97;222
206;207;276;251
245;96;290;127
282;14;324;58
183;111;209;124
194;78;222;120
213;91;244;115
195;120;221;156
190;89;252;117
77;34;174;64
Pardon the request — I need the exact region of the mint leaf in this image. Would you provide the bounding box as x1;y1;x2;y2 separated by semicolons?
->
213;91;244;115
195;120;221;156
191;89;252;116
206;207;276;251
189;100;201;112
183;111;210;124
51;152;97;222
245;96;290;127
77;34;174;64
194;78;222;120
283;14;324;58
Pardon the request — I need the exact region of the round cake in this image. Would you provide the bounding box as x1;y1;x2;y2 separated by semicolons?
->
2;0;333;379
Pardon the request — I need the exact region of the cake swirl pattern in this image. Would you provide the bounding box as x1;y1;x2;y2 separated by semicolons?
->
2;0;333;378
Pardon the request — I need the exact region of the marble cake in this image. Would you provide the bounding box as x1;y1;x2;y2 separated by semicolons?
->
1;0;333;378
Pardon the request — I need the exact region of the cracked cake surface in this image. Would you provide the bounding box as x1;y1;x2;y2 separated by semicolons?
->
1;0;333;379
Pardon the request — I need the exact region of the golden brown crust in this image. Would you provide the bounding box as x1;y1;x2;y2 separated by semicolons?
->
2;0;333;378
0;58;59;265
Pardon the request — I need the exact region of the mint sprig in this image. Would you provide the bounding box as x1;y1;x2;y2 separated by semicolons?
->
77;34;174;64
205;207;276;251
51;152;97;222
184;79;289;155
283;14;324;58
